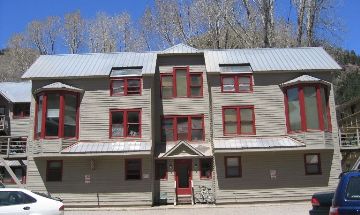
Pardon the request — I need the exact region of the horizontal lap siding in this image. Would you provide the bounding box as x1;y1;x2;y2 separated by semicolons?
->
10;118;30;137
214;150;334;203
30;78;152;153
26;156;152;206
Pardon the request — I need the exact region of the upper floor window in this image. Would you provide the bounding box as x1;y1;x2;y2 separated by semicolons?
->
284;85;331;132
35;92;79;139
110;109;141;138
223;106;256;135
221;74;253;93
161;115;204;142
160;67;203;98
13;103;30;118
110;77;141;96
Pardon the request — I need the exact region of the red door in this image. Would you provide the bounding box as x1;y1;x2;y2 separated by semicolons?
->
175;159;192;195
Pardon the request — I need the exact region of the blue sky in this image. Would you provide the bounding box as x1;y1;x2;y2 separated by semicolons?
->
0;0;359;54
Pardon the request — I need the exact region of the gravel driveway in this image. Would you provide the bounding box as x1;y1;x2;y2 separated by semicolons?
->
66;202;310;215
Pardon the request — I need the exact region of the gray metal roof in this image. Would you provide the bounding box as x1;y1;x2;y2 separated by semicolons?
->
0;82;31;103
35;82;83;93
214;137;305;150
204;47;341;73
22;52;157;79
161;43;200;54
280;75;331;87
61;141;152;154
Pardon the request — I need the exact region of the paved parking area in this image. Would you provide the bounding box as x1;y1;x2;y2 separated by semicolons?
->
66;202;310;215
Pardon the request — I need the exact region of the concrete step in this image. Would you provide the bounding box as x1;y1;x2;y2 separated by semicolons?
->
177;195;192;205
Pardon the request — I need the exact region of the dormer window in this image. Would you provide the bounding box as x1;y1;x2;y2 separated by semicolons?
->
281;75;332;133
220;64;253;93
110;67;142;96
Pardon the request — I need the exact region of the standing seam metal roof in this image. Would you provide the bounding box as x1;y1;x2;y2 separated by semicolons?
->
0;81;32;103
21;45;341;79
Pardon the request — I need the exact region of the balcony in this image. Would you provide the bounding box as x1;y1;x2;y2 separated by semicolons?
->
0;115;5;131
0;137;27;158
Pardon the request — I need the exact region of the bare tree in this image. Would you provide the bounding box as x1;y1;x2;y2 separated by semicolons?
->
63;11;85;54
27;21;47;54
293;0;307;46
44;16;61;54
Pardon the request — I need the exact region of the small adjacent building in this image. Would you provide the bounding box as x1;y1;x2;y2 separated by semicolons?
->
21;44;342;207
0;81;31;186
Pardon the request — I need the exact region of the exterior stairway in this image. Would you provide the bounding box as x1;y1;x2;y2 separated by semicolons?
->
177;195;192;204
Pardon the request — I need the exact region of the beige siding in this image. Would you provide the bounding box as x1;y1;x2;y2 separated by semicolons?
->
26;155;153;206
214;150;335;203
10;118;30;137
29;77;152;153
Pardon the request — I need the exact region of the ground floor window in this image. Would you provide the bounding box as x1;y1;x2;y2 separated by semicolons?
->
225;156;242;178
304;154;321;175
125;159;141;180
200;159;212;179
155;160;167;180
46;160;63;182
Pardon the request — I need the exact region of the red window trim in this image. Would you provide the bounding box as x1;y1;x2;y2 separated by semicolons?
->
220;74;253;93
304;153;322;175
34;91;80;140
109;109;142;139
222;106;256;136
155;160;168;180
160;67;204;98
125;158;142;180
46;160;63;182
161;115;205;142
284;84;332;133
199;158;212;180
110;77;142;96
12;103;30;119
224;156;242;178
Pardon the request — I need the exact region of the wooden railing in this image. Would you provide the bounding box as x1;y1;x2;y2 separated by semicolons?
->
0;137;27;157
191;180;194;205
174;180;177;206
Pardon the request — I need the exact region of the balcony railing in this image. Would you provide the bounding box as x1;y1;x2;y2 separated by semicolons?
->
0;137;27;157
0;115;5;131
339;129;360;149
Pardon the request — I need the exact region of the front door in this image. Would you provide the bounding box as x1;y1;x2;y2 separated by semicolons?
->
175;159;192;195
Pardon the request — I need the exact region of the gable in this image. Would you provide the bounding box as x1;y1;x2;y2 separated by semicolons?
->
161;140;205;158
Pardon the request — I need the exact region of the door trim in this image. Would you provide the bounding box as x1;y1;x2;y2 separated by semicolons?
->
174;159;192;195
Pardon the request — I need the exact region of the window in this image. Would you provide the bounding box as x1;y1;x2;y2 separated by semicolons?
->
225;157;241;178
0;106;5;115
46;160;63;182
110;109;141;138
0;191;36;206
161;115;204;142
155;160;167;180
125;159;141;180
304;154;321;175
223;106;256;135
110;77;141;96
160;68;203;98
35;92;79;139
345;176;360;200
13;103;30;118
200;159;212;179
221;75;253;93
284;85;331;132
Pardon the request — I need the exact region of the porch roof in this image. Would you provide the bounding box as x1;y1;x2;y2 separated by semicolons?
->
214;136;305;151
34;82;83;93
279;74;331;88
61;141;151;154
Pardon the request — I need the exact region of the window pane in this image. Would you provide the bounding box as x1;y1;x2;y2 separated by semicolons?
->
64;94;77;137
36;95;43;137
226;157;240;177
162;119;174;141
320;88;329;129
223;77;235;92
306;164;320;174
127;79;141;95
176;70;187;97
190;75;201;85
346;177;360;200
45;94;60;136
190;87;201;97
240;108;253;133
191;129;203;140
192;118;202;129
127;111;140;136
177;117;188;140
47;161;62;181
227;157;239;166
306;154;319;164
162;76;173;98
112;80;124;95
112;112;124;136
287;88;301;131
224;109;237;134
126;160;141;180
162;76;173;87
304;87;320;129
162;87;173;98
238;76;251;91
200;159;212;178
